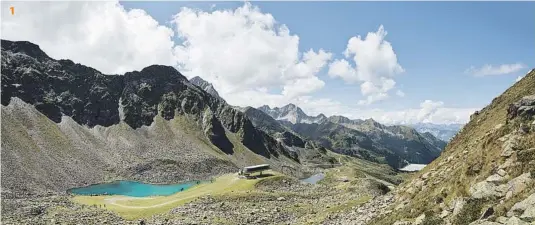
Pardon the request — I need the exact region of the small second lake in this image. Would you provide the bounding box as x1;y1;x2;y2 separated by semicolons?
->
301;173;325;184
68;180;200;197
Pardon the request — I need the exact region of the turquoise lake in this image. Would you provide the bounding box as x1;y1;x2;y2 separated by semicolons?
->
68;180;200;197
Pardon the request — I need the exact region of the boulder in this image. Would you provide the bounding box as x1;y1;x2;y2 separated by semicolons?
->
468;220;502;225
470;181;505;199
439;209;450;218
452;198;466;216
520;206;535;222
507;95;535;120
497;169;508;177
508;193;535;217
505;216;529;225
412;213;426;225
501;134;520;157
486;174;508;184
504;173;532;200
393;221;412;225
496;216;509;224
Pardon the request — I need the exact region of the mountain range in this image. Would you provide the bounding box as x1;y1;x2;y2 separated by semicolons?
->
1;40;328;197
257;104;447;168
0;40;447;198
2;39;534;225
187;71;447;168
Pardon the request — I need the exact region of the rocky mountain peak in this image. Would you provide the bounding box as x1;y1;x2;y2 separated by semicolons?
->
258;105;271;111
363;118;383;128
1;40;51;60
281;103;296;108
259;103;326;124
139;65;188;80
279;103;303;114
189;76;221;99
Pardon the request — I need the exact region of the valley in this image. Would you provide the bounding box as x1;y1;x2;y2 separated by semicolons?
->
1;38;534;225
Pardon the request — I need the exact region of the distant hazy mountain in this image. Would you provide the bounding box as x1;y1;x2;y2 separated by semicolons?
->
258;104;327;124
410;123;464;141
258;105;447;168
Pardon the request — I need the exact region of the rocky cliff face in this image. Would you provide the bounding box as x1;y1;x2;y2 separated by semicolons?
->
1;39;302;197
1;39;298;161
1;41;124;127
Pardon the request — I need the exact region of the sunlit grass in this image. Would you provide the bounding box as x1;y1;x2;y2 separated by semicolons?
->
72;171;282;220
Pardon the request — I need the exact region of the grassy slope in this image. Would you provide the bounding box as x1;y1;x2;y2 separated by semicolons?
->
370;69;535;224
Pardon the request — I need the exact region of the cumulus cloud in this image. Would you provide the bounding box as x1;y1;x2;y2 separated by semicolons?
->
371;106;478;125
1;1;177;74
351;100;477;125
416;100;444;122
172;3;331;101
328;25;404;105
0;2;478;125
465;63;526;77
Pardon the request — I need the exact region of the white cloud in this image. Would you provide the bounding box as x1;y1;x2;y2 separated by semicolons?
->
371;106;478;125
0;2;479;126
353;99;477;125
1;1;176;74
515;76;524;82
396;90;405;97
328;25;404;104
172;3;331;102
465;63;526;77
416;100;444;122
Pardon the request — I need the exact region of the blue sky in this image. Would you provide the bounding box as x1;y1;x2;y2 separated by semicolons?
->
121;1;534;111
3;1;533;124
